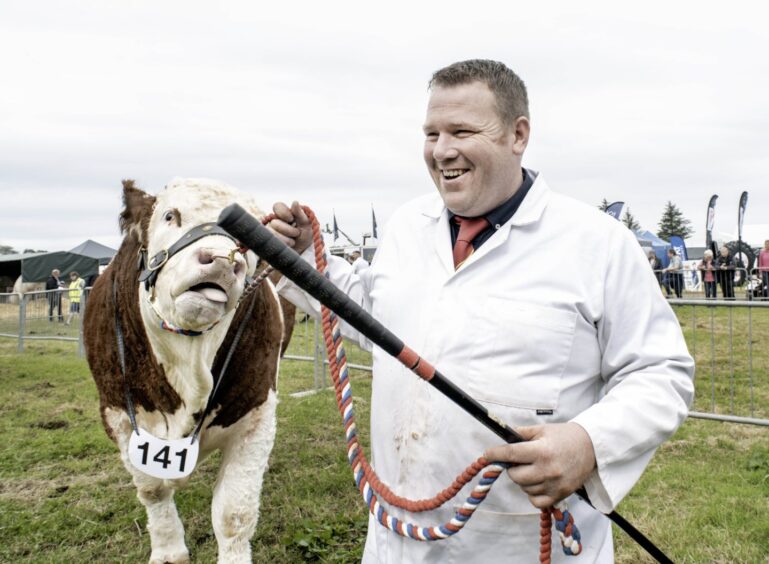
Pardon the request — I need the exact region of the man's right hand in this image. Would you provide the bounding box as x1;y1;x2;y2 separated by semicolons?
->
268;201;314;255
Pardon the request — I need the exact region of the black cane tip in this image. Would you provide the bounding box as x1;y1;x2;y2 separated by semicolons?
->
217;203;247;229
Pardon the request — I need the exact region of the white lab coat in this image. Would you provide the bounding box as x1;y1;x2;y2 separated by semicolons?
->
278;172;694;563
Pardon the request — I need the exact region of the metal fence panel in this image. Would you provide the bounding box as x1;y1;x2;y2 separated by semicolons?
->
2;288;767;426
0;289;87;353
287;299;768;425
670;298;769;426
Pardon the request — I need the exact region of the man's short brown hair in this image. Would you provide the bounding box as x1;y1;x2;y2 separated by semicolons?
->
428;59;529;124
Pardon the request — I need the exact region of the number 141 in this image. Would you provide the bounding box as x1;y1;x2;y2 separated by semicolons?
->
137;442;188;472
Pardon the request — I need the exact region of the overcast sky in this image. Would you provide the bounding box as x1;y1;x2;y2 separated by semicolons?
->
1;0;767;254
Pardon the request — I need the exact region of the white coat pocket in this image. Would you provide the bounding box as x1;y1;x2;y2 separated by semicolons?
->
467;299;577;411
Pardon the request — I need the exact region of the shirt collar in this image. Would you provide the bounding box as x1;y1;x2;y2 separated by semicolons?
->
419;168;549;226
446;168;534;227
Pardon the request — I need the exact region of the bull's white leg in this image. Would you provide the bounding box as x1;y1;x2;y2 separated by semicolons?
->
105;409;190;564
134;474;190;564
210;391;277;563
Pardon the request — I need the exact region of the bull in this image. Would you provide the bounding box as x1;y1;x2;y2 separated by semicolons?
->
85;178;284;563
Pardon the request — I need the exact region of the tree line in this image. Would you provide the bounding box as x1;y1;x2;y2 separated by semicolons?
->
0;245;47;255
598;199;693;240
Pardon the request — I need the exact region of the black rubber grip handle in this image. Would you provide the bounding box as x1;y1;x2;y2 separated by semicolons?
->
218;204;405;357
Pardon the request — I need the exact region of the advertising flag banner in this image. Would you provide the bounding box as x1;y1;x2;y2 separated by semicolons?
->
705;195;718;256
604;201;624;221
669;235;696;289
669;235;688;261
372;206;378;239
738;191;749;242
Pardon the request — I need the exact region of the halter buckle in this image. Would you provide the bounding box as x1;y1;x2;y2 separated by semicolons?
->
148;249;169;271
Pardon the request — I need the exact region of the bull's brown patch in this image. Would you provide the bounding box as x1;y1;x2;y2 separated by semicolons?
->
208;281;281;429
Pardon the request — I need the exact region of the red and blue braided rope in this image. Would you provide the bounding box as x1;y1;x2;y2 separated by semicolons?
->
305;205;582;560
325;306;581;553
329;308;507;539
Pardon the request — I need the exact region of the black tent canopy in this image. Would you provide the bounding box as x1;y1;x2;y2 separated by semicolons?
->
0;239;116;286
0;252;45;290
21;251;99;283
68;239;117;266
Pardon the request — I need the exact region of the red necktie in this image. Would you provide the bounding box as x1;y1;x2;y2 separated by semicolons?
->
452;216;489;269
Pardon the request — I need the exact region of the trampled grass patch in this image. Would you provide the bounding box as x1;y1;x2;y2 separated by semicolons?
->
1;306;768;562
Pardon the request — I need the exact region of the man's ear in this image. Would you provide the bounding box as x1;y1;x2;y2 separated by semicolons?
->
511;116;530;156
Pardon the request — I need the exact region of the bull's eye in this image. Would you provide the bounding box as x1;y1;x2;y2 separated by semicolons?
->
161;208;181;227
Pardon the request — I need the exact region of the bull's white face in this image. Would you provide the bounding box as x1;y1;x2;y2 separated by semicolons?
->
142;178;262;331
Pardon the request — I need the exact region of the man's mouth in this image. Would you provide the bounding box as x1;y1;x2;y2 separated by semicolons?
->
441;169;468;180
186;282;229;303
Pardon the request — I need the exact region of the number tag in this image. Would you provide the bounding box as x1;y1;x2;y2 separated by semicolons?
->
128;428;199;479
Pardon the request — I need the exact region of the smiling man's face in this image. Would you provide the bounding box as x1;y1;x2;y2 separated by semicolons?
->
422;81;527;217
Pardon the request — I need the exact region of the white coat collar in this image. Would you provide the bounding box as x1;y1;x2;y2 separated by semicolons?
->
419;171;552;274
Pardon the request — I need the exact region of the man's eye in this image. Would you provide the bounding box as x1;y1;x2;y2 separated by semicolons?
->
424;132;438;140
456;130;473;137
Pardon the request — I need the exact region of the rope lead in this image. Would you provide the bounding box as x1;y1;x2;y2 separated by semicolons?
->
303;206;581;561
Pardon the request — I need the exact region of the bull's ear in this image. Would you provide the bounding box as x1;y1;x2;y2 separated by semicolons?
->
119;179;155;240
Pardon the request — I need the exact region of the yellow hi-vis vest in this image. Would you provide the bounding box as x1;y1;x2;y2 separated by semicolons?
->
68;279;84;303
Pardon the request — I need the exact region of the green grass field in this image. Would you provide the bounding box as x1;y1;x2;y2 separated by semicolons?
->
1;309;768;563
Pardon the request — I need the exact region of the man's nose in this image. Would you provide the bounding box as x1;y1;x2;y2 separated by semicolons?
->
432;134;458;161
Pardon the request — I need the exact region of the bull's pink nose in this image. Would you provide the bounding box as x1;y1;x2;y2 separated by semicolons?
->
197;247;245;275
198;248;216;265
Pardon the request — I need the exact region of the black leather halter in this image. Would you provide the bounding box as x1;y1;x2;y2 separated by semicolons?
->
138;222;241;291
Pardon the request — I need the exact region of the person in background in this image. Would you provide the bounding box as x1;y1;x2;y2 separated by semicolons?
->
715;245;735;299
268;59;693;562
758;240;769;299
347;249;370;275
663;248;683;298
698;250;717;299
45;268;64;322
65;271;85;326
648;250;662;287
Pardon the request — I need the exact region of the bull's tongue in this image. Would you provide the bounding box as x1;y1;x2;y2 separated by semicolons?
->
198;287;228;303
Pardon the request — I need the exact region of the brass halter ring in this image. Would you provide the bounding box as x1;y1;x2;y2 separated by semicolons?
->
210;248;243;265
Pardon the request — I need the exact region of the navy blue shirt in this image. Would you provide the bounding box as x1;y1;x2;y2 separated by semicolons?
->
448;168;533;249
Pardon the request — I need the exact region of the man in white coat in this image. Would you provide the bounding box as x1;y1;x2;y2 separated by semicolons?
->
269;59;694;563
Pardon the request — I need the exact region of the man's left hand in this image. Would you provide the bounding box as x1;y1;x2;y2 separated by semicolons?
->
483;423;596;509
